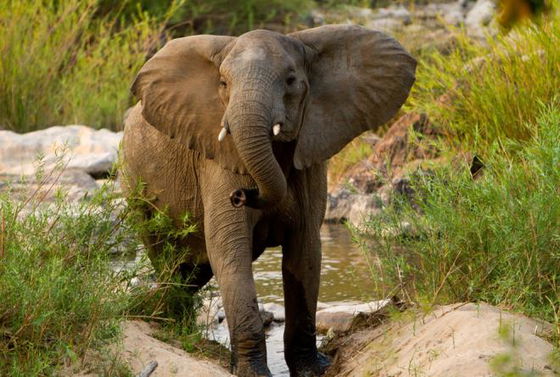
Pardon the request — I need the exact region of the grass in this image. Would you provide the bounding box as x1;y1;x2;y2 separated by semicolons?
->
355;104;560;344
407;7;560;156
0;156;203;376
0;166;134;375
0;0;174;132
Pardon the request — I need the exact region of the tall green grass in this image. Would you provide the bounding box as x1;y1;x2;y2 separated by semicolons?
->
357;104;560;336
408;8;560;155
0;0;169;132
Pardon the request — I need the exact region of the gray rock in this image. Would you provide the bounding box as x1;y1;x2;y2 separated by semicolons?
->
0;169;99;203
262;302;285;322
443;8;465;26
325;189;382;228
316;300;391;333
0;125;122;177
465;0;497;38
366;18;403;33
308;9;326;26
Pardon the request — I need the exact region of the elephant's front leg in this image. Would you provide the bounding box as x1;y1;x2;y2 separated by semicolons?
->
282;228;330;376
203;183;270;377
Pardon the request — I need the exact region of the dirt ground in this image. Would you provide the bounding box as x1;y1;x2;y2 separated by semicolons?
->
321;302;557;377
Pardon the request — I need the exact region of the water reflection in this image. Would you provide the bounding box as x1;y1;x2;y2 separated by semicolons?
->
254;224;375;305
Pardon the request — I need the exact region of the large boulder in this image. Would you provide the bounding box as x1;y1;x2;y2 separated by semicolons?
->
0;169;99;203
326;112;441;226
324;188;383;226
0;125;122;177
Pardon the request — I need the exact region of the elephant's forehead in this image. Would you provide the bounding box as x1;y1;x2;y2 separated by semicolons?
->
238;46;267;62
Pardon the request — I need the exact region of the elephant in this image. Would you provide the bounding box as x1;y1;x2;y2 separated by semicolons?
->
121;24;415;377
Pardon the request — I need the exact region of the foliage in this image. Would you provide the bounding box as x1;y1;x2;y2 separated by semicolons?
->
0;157;202;375
408;8;560;157
167;0;312;35
0;170;135;375
355;105;560;339
0;0;170;132
0;0;315;133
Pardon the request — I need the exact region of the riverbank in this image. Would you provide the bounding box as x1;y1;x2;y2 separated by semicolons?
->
321;302;557;377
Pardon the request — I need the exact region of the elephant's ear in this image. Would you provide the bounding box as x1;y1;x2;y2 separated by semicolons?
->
289;25;416;169
131;35;247;173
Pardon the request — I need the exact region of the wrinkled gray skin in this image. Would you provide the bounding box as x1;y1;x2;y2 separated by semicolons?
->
122;25;415;377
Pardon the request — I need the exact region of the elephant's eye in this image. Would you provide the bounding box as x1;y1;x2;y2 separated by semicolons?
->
286;76;296;86
219;79;227;88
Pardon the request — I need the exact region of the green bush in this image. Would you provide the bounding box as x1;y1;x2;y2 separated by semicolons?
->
355;104;560;333
0;177;135;375
408;8;560;156
0;159;202;375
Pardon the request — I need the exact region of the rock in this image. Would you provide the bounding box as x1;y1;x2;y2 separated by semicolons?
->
325;112;444;227
324;188;382;227
315;300;391;333
197;296;223;327
443;6;465;26
262;303;286;322
335;112;441;198
366;18;403;33
323;303;556;377
0;169;99;203
347;6;373;19
0;125;122;177
465;0;497;39
260;310;274;327
307;9;326;26
375;6;411;24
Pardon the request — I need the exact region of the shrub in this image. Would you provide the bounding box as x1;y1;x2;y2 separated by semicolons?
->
408;7;560;156
0;175;135;375
0;158;201;375
355;104;560;333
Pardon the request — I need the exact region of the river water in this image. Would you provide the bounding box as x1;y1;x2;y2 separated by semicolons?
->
208;224;375;376
113;224;373;376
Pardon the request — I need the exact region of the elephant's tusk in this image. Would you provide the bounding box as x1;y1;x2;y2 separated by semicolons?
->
272;123;281;136
218;127;228;142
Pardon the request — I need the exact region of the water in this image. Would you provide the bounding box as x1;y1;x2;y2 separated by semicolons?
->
254;224;375;304
209;224;375;376
113;224;373;376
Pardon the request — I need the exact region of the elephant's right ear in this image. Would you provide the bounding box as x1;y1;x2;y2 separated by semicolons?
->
131;35;247;173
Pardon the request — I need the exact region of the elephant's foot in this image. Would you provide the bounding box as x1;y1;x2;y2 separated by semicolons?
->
287;351;330;377
232;360;272;377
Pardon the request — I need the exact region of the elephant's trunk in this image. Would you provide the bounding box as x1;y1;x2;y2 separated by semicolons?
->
227;85;287;209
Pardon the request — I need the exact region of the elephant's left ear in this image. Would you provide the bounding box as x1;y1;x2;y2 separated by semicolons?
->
289;25;416;169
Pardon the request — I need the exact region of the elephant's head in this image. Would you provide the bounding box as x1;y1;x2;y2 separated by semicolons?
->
132;25;416;209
